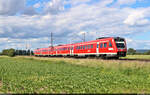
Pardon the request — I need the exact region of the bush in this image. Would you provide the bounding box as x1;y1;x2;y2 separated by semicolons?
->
144;50;150;55
127;48;136;55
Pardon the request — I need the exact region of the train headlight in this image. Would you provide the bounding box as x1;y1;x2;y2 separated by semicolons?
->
108;48;114;50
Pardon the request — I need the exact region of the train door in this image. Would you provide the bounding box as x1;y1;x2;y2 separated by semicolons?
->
71;46;74;55
99;42;103;53
56;48;57;56
103;42;108;53
99;42;107;53
70;46;71;55
96;42;99;54
40;50;42;55
70;46;74;55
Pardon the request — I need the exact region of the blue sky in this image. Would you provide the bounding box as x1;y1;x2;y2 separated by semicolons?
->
0;0;150;51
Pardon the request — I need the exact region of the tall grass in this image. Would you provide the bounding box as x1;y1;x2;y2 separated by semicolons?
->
0;56;150;93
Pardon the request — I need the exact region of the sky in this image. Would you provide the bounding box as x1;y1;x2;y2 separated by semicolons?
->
0;0;150;51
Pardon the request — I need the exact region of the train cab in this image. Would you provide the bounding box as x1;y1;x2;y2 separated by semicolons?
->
114;37;127;57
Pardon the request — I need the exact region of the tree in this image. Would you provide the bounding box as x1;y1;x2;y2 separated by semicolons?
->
2;49;9;55
127;48;136;55
8;48;15;57
2;48;15;57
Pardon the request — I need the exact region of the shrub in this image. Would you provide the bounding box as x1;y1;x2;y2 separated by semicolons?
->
127;48;136;55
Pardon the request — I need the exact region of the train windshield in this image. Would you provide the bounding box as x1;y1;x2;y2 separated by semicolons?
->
114;37;125;48
116;42;125;48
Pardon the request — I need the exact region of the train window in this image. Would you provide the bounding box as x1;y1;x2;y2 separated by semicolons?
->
109;41;112;47
91;44;93;48
86;45;88;49
81;46;82;49
83;45;85;49
97;44;99;48
88;45;90;49
100;43;103;48
104;43;107;48
116;43;125;48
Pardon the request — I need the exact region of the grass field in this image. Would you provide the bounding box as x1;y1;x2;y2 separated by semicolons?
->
121;55;150;60
0;56;150;94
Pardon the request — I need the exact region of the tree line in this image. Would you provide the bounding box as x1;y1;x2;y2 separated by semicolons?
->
127;48;150;55
0;48;34;57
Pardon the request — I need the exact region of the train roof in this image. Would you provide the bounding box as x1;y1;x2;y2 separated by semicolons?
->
96;37;124;40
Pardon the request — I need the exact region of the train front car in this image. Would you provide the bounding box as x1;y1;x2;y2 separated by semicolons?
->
114;37;127;57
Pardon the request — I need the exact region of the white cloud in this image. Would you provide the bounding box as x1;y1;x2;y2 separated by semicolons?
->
66;0;90;6
123;8;150;26
33;3;41;8
116;0;136;5
43;0;65;14
126;38;150;49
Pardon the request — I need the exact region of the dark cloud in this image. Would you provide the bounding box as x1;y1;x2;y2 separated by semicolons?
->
22;6;37;16
0;0;26;15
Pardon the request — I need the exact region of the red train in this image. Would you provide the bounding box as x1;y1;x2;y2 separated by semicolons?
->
34;37;127;59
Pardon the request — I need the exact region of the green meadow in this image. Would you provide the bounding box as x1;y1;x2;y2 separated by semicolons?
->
0;56;150;94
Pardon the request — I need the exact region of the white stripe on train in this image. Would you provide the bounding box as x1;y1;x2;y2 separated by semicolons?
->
36;53;117;56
